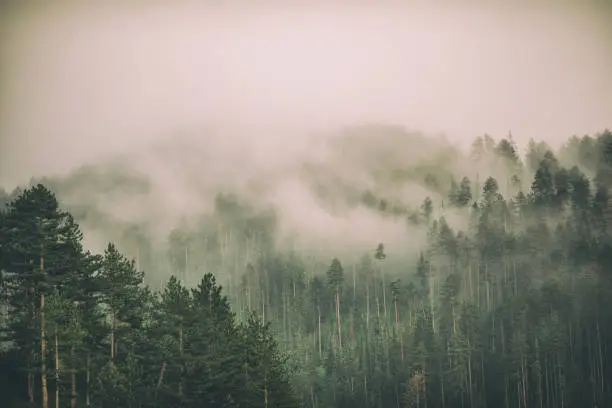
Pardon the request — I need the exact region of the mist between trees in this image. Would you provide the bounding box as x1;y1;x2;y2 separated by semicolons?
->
2;125;612;408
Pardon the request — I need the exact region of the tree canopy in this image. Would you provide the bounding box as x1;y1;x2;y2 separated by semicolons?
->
2;129;612;408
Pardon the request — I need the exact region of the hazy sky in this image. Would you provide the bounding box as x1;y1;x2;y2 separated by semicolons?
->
1;1;611;189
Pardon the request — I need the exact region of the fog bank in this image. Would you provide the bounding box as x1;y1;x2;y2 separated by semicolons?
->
1;1;611;188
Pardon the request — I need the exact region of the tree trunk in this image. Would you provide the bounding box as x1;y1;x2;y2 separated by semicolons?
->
179;323;184;397
27;285;34;403
110;311;115;363
310;386;316;408
394;300;404;362
55;330;59;408
312;312;316;348
71;346;77;408
535;339;543;408
28;370;34;404
336;289;342;347
596;319;604;396
430;263;436;332
86;354;91;407
184;246;189;283
376;287;381;320
521;355;528;408
366;283;370;331
352;264;356;302
25;284;33;403
41;294;49;408
468;354;474;408
262;289;266;324
157;362;166;388
364;374;368;405
318;305;322;358
382;271;387;318
264;375;268;408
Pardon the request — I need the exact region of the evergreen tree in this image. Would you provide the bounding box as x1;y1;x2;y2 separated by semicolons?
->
5;127;612;408
327;259;344;347
1;184;87;406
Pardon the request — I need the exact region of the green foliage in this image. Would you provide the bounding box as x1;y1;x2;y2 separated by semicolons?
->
0;187;297;408
327;259;344;289
5;129;612;408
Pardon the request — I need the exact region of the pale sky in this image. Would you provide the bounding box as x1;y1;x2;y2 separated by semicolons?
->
1;1;611;189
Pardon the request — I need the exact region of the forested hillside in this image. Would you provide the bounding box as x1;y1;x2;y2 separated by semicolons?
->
2;126;612;408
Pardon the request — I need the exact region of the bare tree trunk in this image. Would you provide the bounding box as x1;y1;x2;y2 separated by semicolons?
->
535;339;543;408
395;383;400;408
110;311;115;363
264;375;268;408
41;294;49;408
382;271;387;318
71;346;77;408
424;372;428;408
366;283;370;331
247;284;252;311
318;305;322;358
179;323;184;397
430;263;436;332
394;300;404;362
521;356;528;408
261;289;266;324
283;288;288;342
336;289;342;347
310;386;316;408
364;374;368;406
375;287;381;320
468;354;474;408
25;286;34;403
41;253;49;408
352;264;356;302
55;330;59;408
349;312;354;343
157;362;166;388
86;354;91;407
28;370;34;404
596;319;604;396
312;312;316;348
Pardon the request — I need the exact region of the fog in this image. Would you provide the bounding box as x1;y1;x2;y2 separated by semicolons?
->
1;1;611;186
1;1;611;270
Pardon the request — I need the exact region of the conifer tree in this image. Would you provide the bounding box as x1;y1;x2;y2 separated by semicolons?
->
327;259;344;348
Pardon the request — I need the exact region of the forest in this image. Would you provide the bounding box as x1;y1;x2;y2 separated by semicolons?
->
2;125;612;408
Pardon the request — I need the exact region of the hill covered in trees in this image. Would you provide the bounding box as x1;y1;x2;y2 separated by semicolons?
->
2;125;612;408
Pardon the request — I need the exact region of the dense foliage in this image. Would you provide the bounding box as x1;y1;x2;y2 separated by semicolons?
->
2;128;612;408
0;186;294;408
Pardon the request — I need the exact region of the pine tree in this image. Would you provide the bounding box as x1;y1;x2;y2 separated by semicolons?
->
157;275;191;404
327;259;344;348
1;184;87;405
421;198;433;224
531;160;556;208
97;243;145;364
453;177;472;207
